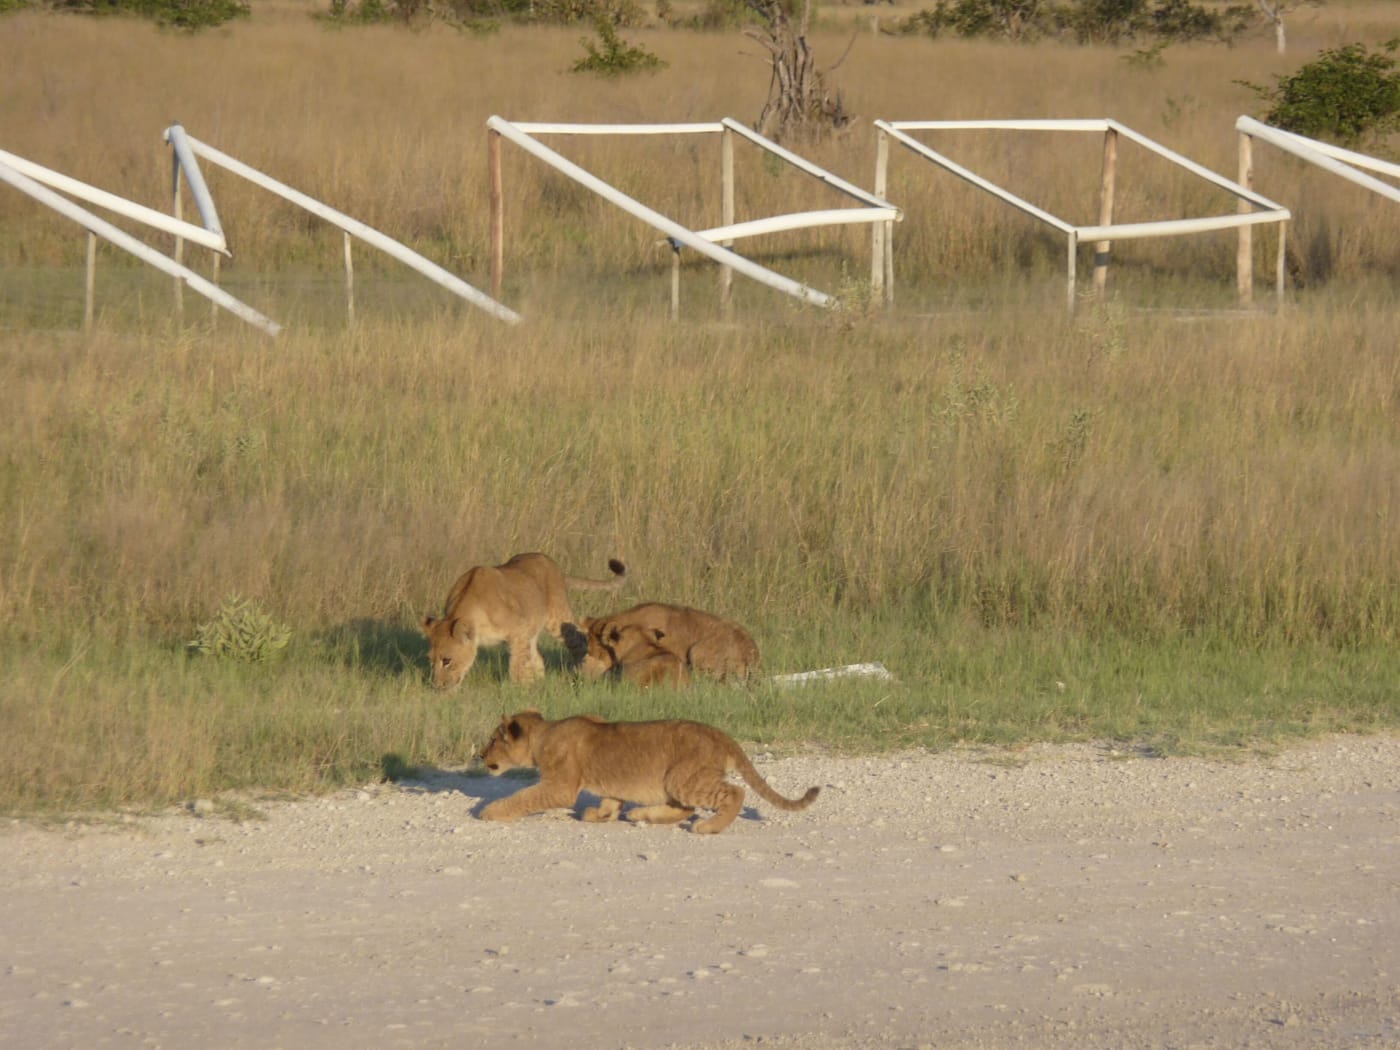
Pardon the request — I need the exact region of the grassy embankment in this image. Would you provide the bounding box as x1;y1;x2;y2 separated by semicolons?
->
1;5;1398;813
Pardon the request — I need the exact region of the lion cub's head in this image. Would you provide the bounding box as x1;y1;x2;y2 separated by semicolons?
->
574;618;667;679
420;615;475;690
479;709;544;774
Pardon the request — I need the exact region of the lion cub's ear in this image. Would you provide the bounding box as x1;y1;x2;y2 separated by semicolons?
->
420;615;438;633
650;628;666;642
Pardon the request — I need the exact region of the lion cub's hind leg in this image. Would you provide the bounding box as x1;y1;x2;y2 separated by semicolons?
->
626;803;696;826
666;765;745;835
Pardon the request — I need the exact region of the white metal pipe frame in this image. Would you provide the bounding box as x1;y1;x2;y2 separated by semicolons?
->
487;115;903;309
0;147;228;254
166;126;522;325
1236;116;1400;206
0;158;281;336
875;118;1289;240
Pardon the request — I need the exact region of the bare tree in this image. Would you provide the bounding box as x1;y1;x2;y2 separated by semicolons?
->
744;0;856;141
1256;0;1324;56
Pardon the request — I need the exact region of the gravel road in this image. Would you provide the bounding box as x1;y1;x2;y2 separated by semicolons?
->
3;734;1397;1049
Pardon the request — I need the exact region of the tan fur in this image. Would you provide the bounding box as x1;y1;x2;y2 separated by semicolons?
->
421;553;624;688
478;710;819;834
575;602;759;684
588;623;691;689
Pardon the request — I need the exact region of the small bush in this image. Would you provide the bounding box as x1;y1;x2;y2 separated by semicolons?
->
1243;40;1400;146
190;596;292;663
41;0;250;30
571;15;666;75
893;0;1247;44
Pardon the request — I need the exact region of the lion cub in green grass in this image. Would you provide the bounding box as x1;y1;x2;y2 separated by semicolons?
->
478;709;819;834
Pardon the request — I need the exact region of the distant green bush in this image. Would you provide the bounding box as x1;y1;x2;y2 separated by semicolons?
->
893;0;1251;44
1243;40;1400;145
37;0;250;29
571;14;666;75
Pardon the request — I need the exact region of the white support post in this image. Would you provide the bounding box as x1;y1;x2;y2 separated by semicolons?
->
489;129;504;304
1066;231;1078;312
344;231;355;324
1275;219;1287;310
84;231;97;335
172;155;184;321
1237;130;1254;305
211;252;220;329
873;127;890;304
720;125;734;317
1093;126;1117;299
671;245;681;321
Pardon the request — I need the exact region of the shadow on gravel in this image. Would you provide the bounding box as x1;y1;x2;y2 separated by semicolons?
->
390;761;760;826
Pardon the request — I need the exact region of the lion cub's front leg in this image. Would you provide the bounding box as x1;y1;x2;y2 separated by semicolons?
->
480;781;577;822
626;804;696;825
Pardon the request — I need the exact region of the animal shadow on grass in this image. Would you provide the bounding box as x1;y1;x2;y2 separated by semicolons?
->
320;619;580;684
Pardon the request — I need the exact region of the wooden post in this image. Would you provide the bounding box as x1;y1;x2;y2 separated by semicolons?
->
343;231;355;325
1237;130;1254;306
1092;127;1117;299
872;128;890;304
1066;231;1077;312
210;252;220;330
172;154;184;322
489;129;504;303
84;231;97;335
671;244;681;321
720;126;734;318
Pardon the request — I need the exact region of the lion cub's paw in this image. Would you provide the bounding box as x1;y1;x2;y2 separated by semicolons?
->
581;798;624;823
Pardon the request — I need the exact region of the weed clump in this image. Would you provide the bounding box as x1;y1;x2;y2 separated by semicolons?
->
190;596;292;663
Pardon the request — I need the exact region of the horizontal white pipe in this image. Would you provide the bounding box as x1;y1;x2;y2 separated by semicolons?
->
719;118;900;213
163;123;226;244
695;207;900;243
771;661;895;686
512;121;725;136
875;120;1073;233
1108;119;1286;213
0;149;227;254
178;132;522;324
1076;208;1287;243
1236;116;1400;205
1292;134;1400;180
886;118;1110;133
0;160;280;336
488;115;833;307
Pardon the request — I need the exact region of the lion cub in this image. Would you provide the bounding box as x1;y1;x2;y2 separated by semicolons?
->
421;552;625;688
573;623;690;689
573;602;759;684
478;709;819;834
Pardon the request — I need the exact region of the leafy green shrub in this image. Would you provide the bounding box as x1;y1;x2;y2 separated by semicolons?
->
190;596;292;663
40;0;250;29
1243;40;1400;145
894;0;1246;44
572;15;666;75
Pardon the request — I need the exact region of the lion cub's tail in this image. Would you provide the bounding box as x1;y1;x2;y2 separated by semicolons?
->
733;752;821;812
564;558;628;593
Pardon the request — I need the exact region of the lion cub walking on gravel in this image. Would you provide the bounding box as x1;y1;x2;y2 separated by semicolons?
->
478;710;820;834
421;552;625;688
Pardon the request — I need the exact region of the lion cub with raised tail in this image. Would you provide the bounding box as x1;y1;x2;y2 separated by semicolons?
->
421;552;625;688
478;709;819;834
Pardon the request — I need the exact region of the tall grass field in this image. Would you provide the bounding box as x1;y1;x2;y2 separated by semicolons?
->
2;2;1399;814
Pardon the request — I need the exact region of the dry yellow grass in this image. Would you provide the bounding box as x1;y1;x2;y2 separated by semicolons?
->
1;3;1399;811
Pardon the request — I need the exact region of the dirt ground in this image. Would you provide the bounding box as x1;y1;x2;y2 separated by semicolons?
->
2;733;1397;1049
